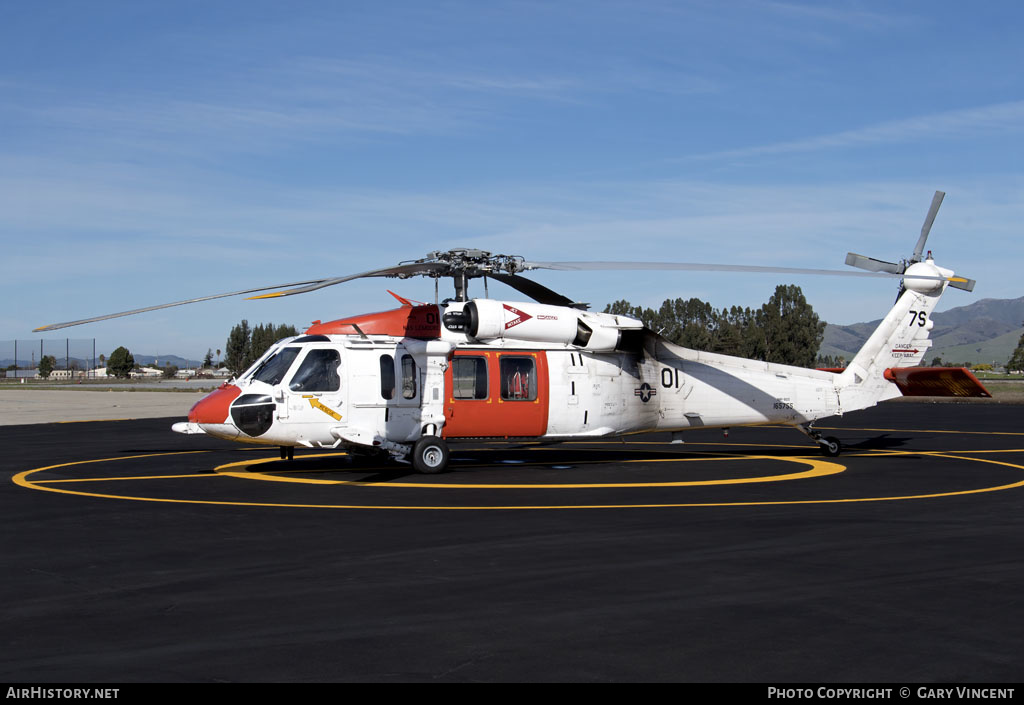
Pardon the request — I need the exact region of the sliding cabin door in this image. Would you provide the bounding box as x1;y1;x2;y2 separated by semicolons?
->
443;350;548;438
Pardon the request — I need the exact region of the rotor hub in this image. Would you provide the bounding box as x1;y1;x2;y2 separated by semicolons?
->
410;249;527;278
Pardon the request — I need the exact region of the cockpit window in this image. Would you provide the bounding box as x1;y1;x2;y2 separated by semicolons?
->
250;347;301;386
289;348;342;392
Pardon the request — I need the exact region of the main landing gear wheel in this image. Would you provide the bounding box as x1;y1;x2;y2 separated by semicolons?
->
412;436;450;474
819;436;842;458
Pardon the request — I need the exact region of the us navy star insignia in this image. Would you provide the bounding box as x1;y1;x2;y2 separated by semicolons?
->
634;383;656;403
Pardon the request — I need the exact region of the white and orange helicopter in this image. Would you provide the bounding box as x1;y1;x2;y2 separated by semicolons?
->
38;191;988;473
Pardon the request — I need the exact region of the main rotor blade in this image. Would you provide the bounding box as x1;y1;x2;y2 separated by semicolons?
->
246;261;452;299
35;261;457;332
33;277;334;332
486;272;581;308
522;259;903;279
913;190;945;262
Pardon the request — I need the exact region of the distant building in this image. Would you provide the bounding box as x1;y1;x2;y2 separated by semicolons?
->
5;367;108;380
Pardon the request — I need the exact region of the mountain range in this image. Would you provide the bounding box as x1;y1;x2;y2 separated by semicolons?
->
2;353;204;371
821;296;1024;367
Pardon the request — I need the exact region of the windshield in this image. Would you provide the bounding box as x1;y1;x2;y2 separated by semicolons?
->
249;347;301;386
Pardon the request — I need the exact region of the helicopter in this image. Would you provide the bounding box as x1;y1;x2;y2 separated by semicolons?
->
36;191;988;473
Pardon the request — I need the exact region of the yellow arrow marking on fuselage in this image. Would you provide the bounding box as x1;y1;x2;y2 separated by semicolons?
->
305;396;342;421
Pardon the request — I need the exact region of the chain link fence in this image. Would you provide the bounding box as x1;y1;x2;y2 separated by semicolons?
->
1;339;99;379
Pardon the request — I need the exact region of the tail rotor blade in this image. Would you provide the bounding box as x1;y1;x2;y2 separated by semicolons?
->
845;252;903;274
948;276;976;292
913;190;945;262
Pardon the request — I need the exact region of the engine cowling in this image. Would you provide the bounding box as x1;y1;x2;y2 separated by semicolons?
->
463;299;641;352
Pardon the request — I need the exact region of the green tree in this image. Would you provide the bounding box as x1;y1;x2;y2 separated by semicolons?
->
275;323;299;341
38;355;57;379
604;299;644;318
162;365;179;379
604;298;718;347
107;346;135;378
1008;326;1024;372
754;285;825;368
604;285;823;368
224;320;251;377
248;323;273;369
714;305;758;358
607;297;762;357
224;320;300;378
657;298;717;350
202;349;214;369
816;354;845;369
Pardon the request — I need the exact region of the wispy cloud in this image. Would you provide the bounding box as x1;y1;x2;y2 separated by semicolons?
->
296;57;578;98
761;1;911;30
5;54;588;156
687;101;1024;162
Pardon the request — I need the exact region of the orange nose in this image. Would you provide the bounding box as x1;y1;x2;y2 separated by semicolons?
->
189;384;241;424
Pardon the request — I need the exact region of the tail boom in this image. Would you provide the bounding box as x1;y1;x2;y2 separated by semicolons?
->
837;259;952;411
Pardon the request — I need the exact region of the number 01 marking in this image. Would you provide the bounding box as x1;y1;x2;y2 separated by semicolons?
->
661;368;682;388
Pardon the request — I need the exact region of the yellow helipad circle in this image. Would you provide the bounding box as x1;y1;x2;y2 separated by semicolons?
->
213;451;844;488
11;445;1024;510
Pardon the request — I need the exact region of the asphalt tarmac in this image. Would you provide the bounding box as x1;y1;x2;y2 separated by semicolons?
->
3;402;1023;683
0;388;205;425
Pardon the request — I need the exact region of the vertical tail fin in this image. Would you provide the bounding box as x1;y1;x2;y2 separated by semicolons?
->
837;258;952;410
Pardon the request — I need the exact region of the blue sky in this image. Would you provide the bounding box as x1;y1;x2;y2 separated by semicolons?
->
2;1;1022;361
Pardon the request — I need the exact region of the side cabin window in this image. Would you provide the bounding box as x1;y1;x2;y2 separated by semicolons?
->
500;356;536;401
452;356;488;400
379;354;395;400
250;347;301;386
289;348;341;392
401;354;417;399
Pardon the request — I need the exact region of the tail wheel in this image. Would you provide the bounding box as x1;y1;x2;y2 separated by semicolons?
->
412;436;450;474
820;437;842;457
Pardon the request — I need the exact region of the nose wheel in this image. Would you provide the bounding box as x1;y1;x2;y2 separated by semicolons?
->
412;435;450;474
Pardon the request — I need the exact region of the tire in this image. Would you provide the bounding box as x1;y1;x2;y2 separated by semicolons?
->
820;436;842;457
412;436;450;474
